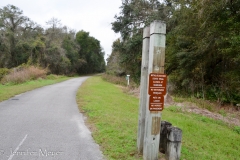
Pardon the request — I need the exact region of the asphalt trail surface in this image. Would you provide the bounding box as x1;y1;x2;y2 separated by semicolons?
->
0;77;104;160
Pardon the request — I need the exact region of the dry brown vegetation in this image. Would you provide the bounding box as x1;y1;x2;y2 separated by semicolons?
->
1;66;47;84
102;73;136;87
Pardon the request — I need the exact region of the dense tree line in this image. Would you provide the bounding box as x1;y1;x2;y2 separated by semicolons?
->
108;0;240;104
0;5;105;75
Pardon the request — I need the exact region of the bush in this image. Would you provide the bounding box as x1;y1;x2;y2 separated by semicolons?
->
46;74;65;80
46;74;59;80
0;68;10;80
1;66;47;84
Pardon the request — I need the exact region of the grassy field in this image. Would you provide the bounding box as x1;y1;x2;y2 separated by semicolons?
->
0;75;72;102
77;76;240;160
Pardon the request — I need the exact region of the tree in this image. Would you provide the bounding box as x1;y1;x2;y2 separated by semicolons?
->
0;5;105;76
106;39;125;76
62;31;81;73
110;0;240;104
111;0;170;83
76;30;105;74
45;17;62;41
165;0;240;103
0;4;34;67
42;18;80;74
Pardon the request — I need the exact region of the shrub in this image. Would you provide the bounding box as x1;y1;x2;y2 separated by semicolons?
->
0;68;10;80
46;74;58;80
1;66;47;84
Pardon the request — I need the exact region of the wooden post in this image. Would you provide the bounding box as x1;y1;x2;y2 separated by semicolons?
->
159;121;172;153
143;20;166;160
137;26;150;153
159;121;182;160
166;127;182;160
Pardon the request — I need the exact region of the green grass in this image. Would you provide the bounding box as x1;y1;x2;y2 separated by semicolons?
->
164;106;240;159
77;76;140;160
0;75;72;102
77;76;240;160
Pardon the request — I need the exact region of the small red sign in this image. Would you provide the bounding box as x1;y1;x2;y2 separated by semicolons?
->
148;73;167;95
149;95;164;111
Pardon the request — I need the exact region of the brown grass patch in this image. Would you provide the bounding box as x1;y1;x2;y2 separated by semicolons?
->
1;66;47;84
101;73;127;86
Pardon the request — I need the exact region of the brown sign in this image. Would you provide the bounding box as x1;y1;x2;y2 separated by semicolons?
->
149;95;164;111
148;73;167;95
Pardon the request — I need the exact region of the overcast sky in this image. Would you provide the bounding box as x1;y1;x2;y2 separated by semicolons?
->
0;0;122;59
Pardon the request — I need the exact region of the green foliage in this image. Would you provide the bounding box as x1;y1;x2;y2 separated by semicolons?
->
109;0;240;103
233;126;240;134
106;49;125;76
122;34;142;83
112;0;168;41
165;0;240;104
108;34;142;84
46;74;59;80
166;105;183;113
76;30;105;74
62;35;81;73
0;4;36;67
109;0;172;84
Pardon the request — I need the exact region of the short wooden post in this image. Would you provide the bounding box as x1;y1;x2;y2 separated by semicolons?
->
143;20;166;160
137;26;150;153
166;127;182;160
159;121;172;153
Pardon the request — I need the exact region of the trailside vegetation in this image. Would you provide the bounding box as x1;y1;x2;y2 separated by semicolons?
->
108;0;240;105
0;4;105;78
77;76;240;159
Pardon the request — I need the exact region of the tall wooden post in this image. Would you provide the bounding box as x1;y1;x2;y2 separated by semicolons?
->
143;20;166;160
137;26;150;153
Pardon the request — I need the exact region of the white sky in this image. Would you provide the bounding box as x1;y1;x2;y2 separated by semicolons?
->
0;0;122;60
